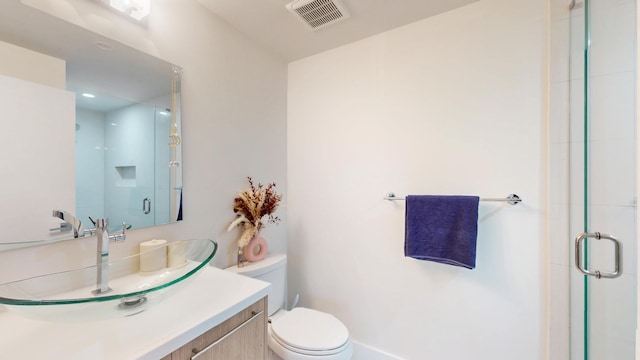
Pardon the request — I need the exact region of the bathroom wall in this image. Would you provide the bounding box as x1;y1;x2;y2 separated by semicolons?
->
0;40;65;88
0;0;287;281
0;41;75;250
548;0;570;358
76;108;106;222
76;102;173;230
103;102;156;229
153;105;173;226
0;0;561;357
287;0;548;359
1;74;76;251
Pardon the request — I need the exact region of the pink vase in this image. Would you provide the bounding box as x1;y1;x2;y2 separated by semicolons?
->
243;235;268;262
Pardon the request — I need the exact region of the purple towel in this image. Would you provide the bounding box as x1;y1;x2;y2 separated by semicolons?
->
404;195;480;269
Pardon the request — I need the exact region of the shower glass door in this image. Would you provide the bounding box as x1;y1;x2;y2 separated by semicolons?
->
569;0;637;359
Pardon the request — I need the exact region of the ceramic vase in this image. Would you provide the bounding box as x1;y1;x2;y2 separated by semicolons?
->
243;235;268;262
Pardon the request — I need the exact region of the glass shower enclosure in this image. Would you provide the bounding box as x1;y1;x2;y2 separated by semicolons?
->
566;0;637;358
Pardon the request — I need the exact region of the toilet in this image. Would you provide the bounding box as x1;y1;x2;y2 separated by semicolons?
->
225;254;353;360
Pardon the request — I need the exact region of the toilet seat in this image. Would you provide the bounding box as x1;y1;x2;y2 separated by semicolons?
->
270;307;351;356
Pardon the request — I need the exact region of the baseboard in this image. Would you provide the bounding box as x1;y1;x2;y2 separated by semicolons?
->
352;340;405;360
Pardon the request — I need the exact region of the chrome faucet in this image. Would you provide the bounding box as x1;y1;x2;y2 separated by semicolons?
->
51;211;127;295
88;217;126;295
52;210;84;238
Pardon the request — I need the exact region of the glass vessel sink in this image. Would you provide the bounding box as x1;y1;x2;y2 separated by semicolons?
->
0;239;217;321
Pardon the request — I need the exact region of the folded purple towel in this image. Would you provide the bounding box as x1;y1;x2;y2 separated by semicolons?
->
404;195;480;269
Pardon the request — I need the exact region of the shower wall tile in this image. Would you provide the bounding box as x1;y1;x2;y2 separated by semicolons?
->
549;143;569;206
590;340;635;360
549;204;570;266
589;273;637;346
588;205;637;275
548;9;572;351
569;9;585;81
568;141;585;205
549;81;570;144
568;79;585;144
569;268;586;360
549;0;636;358
104;103;156;230
569;204;585;242
588;0;636;77
588;138;636;206
550;0;571;21
550;18;570;83
588;72;636;142
549;263;570;360
75;109;106;223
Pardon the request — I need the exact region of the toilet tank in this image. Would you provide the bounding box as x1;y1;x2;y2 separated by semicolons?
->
225;253;286;316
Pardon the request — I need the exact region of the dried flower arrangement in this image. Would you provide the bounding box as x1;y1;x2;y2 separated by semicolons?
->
227;177;282;247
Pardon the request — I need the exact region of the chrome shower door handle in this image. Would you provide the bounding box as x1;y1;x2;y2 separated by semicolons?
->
574;232;622;279
143;198;151;214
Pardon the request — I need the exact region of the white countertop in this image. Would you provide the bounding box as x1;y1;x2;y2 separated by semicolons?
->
0;266;271;359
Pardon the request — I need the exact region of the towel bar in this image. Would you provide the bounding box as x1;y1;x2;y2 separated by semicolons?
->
384;192;522;205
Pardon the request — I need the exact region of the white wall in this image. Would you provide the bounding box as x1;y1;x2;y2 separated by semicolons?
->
637;3;640;359
0;40;65;88
76;108;106;222
104;102;156;229
0;0;287;281
287;0;548;359
154;105;173;226
0;42;75;249
0;75;76;247
76;102;173;230
548;0;571;358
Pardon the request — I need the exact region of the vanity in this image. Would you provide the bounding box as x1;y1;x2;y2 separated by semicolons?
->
0;267;270;359
0;4;271;358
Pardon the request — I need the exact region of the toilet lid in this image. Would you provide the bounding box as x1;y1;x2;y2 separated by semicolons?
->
271;307;350;352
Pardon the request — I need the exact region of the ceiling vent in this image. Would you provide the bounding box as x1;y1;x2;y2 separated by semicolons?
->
286;0;351;31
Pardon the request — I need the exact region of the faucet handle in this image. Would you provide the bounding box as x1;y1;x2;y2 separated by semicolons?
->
50;222;72;233
84;216;103;237
52;209;84;238
109;221;126;242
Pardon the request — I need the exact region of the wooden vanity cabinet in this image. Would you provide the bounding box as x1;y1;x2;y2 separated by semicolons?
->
163;297;267;360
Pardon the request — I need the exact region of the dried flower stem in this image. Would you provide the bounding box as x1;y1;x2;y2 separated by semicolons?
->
231;177;282;247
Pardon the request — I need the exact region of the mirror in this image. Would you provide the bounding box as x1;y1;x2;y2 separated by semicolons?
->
0;2;182;247
75;90;182;232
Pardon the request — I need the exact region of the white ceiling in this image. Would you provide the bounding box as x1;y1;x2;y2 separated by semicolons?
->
197;0;478;61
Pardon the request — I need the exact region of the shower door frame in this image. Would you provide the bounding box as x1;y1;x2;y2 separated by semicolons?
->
562;0;638;359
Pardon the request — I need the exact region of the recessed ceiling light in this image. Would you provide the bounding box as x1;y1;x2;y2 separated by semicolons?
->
82;93;96;98
93;0;151;22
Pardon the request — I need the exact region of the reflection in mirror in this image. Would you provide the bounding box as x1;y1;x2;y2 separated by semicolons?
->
75;91;181;232
0;2;182;247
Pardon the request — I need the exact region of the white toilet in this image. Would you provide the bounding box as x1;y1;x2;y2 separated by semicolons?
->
226;254;353;360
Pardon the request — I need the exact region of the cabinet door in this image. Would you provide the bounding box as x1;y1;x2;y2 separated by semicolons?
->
170;297;267;360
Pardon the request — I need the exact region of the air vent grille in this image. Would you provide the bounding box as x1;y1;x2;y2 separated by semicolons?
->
286;0;351;31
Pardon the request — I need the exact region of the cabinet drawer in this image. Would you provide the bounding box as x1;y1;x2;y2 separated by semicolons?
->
167;297;267;360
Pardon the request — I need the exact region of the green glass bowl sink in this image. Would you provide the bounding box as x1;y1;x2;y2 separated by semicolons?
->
0;239;217;321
